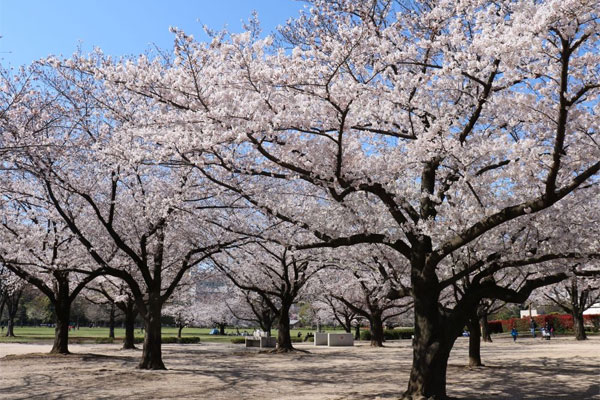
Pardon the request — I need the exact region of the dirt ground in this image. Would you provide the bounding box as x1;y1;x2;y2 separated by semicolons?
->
0;335;598;399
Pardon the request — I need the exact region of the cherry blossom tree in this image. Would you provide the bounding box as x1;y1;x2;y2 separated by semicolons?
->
192;270;238;334
225;288;277;336
163;275;197;338
0;168;102;353
59;0;600;396
0;197;101;353
314;295;358;334
0;268;25;337
465;299;505;367
318;254;412;347
85;276;139;348
0;265;12;330
542;270;600;340
211;240;331;351
0;60;243;369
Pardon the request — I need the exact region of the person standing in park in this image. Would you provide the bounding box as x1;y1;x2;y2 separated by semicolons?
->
530;319;537;338
511;327;518;342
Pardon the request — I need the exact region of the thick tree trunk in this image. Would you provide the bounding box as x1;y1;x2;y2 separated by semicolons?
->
479;313;492;343
4;289;22;338
405;314;457;399
177;324;183;339
122;303;137;350
257;309;273;337
108;303;115;339
218;323;226;335
51;291;71;355
138;298;165;370
5;316;15;337
468;316;483;367
343;315;352;333
354;322;360;341
264;320;272;337
276;303;293;351
573;311;587;341
403;268;461;400
369;314;385;347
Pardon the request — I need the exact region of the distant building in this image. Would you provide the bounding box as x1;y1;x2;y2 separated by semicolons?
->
583;303;600;315
520;309;538;318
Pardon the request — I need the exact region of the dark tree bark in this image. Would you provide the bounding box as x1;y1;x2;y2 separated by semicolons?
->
51;295;71;354
108;303;116;339
0;296;6;331
218;322;226;335
50;272;73;354
177;323;183;339
5;316;15;337
276;302;294;351
264;318;273;337
401;260;566;399
369;313;385;347
468;315;483;367
354;322;361;340
479;312;492;343
403;277;462;400
343;315;352;333
573;312;587;341
4;288;22;338
138;296;165;370
258;303;275;337
121;301;137;349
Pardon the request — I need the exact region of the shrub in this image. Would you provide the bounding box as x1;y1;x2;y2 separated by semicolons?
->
583;314;600;332
495;314;575;333
487;321;503;334
162;336;201;344
230;336;302;344
360;328;414;341
94;337;144;344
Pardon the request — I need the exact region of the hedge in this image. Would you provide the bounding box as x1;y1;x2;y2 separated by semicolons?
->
487;321;503;334
583;314;600;331
230;336;302;344
95;337;200;344
360;328;414;341
163;336;201;344
491;314;575;333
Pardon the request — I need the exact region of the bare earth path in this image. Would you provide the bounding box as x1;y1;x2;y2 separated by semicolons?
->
1;336;598;399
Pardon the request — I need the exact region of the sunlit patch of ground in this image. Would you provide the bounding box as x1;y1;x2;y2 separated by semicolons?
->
1;336;598;399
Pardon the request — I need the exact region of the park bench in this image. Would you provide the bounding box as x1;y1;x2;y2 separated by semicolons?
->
245;330;276;348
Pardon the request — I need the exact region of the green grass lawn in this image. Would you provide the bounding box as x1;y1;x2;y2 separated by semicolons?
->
0;326;338;344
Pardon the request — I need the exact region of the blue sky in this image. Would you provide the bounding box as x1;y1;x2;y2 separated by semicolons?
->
0;1;305;67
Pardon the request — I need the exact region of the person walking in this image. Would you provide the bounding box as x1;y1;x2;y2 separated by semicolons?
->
511;327;518;342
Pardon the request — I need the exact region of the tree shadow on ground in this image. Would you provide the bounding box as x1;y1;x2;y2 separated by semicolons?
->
1;342;598;399
446;358;599;399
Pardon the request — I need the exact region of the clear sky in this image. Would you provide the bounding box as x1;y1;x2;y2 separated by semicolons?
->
0;0;305;67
